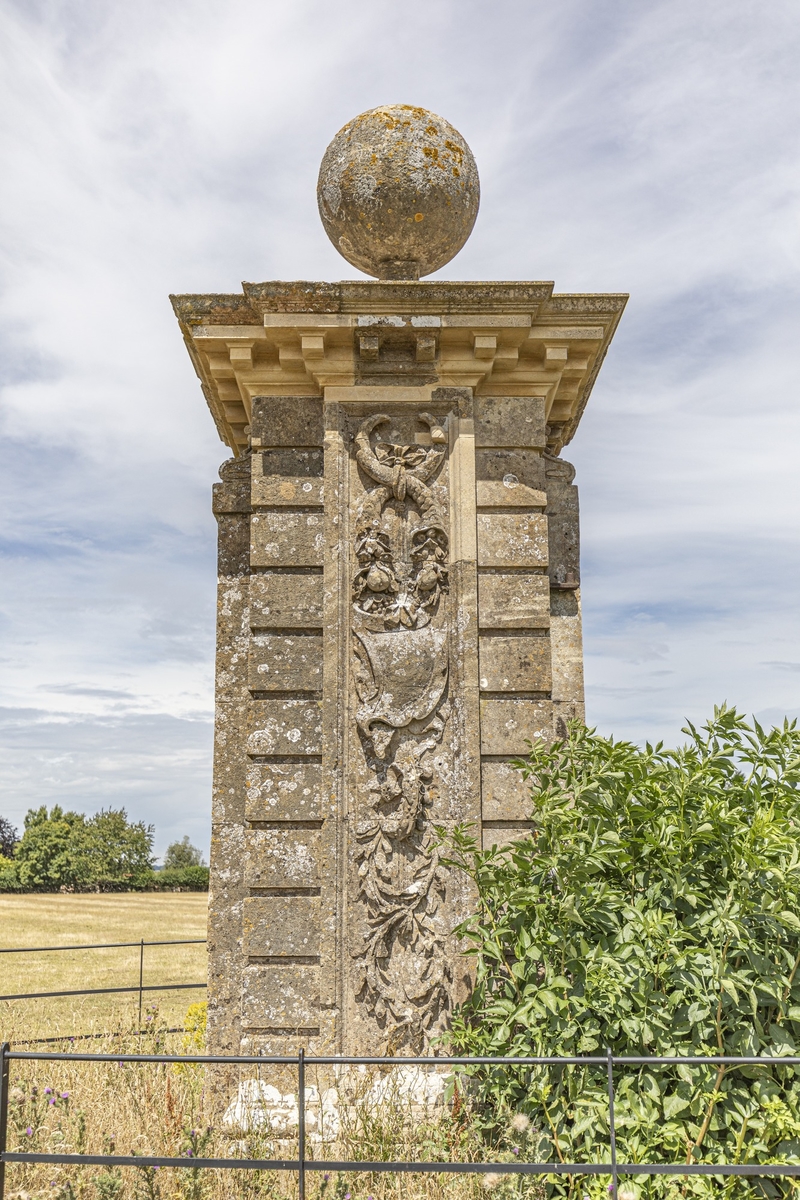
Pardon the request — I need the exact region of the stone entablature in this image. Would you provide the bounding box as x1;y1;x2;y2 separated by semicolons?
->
172;281;626;458
171;279;625;1063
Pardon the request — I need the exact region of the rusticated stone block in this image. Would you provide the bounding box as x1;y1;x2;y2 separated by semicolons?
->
250;511;325;567
475;448;546;492
476;479;546;508
482;822;535;849
478;574;550;629
245;761;323;822
243;896;321;957
247;699;322;756
480;698;552;754
244;828;321;889
252;476;325;507
478;634;552;692
250;397;324;447
476;512;548;568
249;574;324;629
481;760;532;821
248;634;323;692
475;397;546;449
241;964;319;1029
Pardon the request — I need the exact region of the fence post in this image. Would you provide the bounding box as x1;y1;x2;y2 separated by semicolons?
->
606;1048;618;1200
298;1047;306;1200
138;939;144;1029
0;1042;10;1200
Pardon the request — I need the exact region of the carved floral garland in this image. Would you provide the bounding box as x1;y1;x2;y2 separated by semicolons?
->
350;413;452;1046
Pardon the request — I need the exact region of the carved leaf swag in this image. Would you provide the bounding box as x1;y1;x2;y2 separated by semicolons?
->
351;413;452;1044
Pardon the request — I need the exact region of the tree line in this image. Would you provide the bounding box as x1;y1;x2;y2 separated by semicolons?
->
0;807;208;892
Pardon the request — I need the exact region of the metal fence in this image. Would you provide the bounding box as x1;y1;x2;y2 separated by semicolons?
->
3;1045;800;1200
0;939;207;1026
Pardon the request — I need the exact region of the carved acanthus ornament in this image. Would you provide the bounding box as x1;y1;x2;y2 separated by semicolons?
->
351;413;451;1046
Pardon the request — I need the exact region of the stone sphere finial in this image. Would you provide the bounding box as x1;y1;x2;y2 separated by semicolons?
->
317;104;480;281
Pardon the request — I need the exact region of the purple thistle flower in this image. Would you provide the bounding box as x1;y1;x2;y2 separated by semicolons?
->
45;1088;52;1095
61;1092;69;1099
26;1127;33;1136
512;1147;519;1156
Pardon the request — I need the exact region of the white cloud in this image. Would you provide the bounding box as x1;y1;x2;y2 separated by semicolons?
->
1;0;800;840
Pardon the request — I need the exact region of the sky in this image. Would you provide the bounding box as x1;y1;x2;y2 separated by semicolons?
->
1;0;799;857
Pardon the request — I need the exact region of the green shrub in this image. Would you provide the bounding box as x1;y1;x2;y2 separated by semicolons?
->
163;836;206;869
441;706;800;1195
149;865;209;891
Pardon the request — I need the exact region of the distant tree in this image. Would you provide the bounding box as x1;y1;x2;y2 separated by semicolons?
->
14;806;154;890
163;836;206;870
0;817;18;858
82;809;155;888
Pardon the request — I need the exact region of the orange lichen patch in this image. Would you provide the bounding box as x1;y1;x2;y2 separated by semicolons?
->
414;213;425;221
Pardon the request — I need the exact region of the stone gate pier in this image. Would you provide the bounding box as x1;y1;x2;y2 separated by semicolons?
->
171;105;626;1065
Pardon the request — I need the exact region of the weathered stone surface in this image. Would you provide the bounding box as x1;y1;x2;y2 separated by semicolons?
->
478;634;552;692
482;822;535;849
317;105;479;280
250;511;325;567
243;896;320;957
247;699;322;756
475;448;545;492
241;964;319;1030
476;512;548;567
245;761;323;822
478;573;550;629
551;588;586;730
481;760;532;821
476;479;546;508
475;397;546;449
252;475;325;507
248;634;323;692
251;397;324;447
244;828;321;889
249;574;324;629
480;698;552;754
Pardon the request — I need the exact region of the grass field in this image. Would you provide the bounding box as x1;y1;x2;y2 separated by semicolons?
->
0;893;208;1042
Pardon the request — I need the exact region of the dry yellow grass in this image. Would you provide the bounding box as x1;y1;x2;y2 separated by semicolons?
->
0;893;208;1040
0;895;547;1200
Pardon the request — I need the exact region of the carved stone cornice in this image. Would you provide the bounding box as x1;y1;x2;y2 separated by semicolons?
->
170;281;627;456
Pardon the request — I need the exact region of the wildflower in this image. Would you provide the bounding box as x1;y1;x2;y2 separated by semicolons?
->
483;1173;502;1190
512;1147;519;1155
26;1127;33;1136
45;1088;52;1095
61;1093;69;1099
510;1113;530;1134
323;1174;330;1182
48;1098;56;1106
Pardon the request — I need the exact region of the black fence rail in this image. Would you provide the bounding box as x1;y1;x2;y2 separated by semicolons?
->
0;939;207;1025
3;1045;800;1200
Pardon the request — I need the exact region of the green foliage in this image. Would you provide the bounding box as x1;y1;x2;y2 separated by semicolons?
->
163;835;206;869
441;707;800;1196
150;865;209;891
0;814;18;857
10;805;154;891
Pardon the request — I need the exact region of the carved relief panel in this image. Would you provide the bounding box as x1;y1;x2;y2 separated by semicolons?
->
340;402;472;1053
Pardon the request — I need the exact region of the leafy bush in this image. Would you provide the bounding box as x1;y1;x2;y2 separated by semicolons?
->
9;806;154;891
163;836;206;869
442;707;800;1194
149;865;209;891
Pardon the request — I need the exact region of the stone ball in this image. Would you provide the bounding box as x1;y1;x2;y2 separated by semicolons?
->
317;104;480;280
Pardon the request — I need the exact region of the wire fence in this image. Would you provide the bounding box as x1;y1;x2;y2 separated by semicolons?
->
0;939;207;1028
3;1045;800;1200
